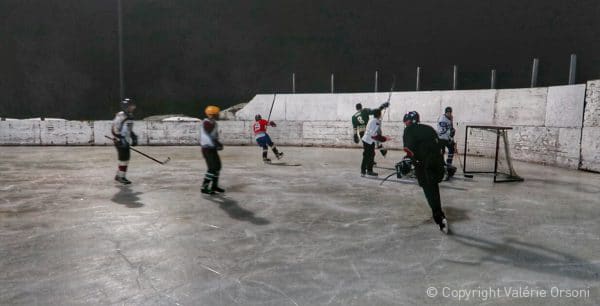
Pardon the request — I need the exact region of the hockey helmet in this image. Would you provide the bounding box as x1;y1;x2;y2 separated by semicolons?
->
373;108;382;118
355;103;363;110
445;106;453;113
403;111;420;125
205;105;220;117
121;98;135;111
255;114;262;121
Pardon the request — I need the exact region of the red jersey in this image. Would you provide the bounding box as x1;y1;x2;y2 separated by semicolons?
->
253;119;269;135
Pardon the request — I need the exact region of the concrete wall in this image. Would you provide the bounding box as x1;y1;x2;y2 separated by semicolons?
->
581;79;600;172
1;81;597;172
0;120;94;145
235;84;588;169
0;120;253;146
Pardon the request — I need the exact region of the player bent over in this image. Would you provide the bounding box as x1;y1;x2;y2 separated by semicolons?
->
438;106;457;180
200;106;225;195
402;111;449;234
253;114;283;163
112;98;138;185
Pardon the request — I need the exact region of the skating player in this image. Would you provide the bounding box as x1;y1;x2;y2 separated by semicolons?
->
402;111;449;234
351;101;390;144
253;114;283;163
361;109;388;176
438;106;457;179
200;106;225;194
112;98;138;185
352;101;390;167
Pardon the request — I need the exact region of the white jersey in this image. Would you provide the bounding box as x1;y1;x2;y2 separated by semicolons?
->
200;118;219;148
437;114;454;141
112;111;134;143
361;117;381;145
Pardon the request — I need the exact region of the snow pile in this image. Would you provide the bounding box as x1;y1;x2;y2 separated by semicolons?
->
161;116;201;122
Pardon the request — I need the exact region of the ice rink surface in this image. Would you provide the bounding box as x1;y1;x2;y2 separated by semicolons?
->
1;146;599;305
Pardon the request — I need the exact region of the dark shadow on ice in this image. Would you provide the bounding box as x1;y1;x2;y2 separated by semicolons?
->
266;162;302;167
206;195;270;225
443;207;469;223
448;233;600;281
369;175;468;191
111;185;144;208
523;177;600;194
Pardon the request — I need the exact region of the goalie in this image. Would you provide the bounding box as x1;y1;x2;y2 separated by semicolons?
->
438;106;457;179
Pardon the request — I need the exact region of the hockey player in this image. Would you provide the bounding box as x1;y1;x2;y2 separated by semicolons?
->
402;111;449;234
253;114;283;162
361;109;388;176
353;101;390;168
438;106;457;179
112;98;138;185
351;102;390;144
200;105;225;195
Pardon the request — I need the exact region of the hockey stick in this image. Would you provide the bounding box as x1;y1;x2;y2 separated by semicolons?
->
382;75;395;121
267;93;277;122
378;76;395;156
454;143;473;178
104;135;171;165
379;172;398;185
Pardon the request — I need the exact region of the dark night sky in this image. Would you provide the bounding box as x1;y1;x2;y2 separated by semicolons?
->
0;0;599;119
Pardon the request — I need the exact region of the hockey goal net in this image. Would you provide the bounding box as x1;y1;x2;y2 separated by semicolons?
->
463;125;523;182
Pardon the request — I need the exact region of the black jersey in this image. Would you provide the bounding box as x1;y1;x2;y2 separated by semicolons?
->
403;123;445;185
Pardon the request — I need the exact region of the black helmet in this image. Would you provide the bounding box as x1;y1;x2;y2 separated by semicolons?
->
255;114;262;121
121;98;135;111
403;111;420;125
373;109;382;118
355;103;363;110
445;106;453;113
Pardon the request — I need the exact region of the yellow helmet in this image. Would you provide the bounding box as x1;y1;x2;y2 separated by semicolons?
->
204;105;220;116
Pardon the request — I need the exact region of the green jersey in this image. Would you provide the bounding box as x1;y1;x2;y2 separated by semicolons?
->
351;108;376;133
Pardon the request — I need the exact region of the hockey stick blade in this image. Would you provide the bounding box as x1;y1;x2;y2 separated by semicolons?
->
104;135;170;165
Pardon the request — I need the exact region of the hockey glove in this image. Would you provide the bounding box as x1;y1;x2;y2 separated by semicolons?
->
353;134;360;144
450;127;456;138
379;102;390;110
131;133;138;146
372;135;387;143
215;140;224;151
269;121;277;127
116;136;129;148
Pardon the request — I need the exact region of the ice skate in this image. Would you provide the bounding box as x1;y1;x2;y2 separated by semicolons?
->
439;218;449;234
115;175;132;185
201;187;215;195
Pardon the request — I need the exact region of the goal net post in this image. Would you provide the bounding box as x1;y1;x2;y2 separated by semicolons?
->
463;125;524;183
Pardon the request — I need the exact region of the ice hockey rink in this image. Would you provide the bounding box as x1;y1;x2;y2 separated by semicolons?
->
1;146;598;305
